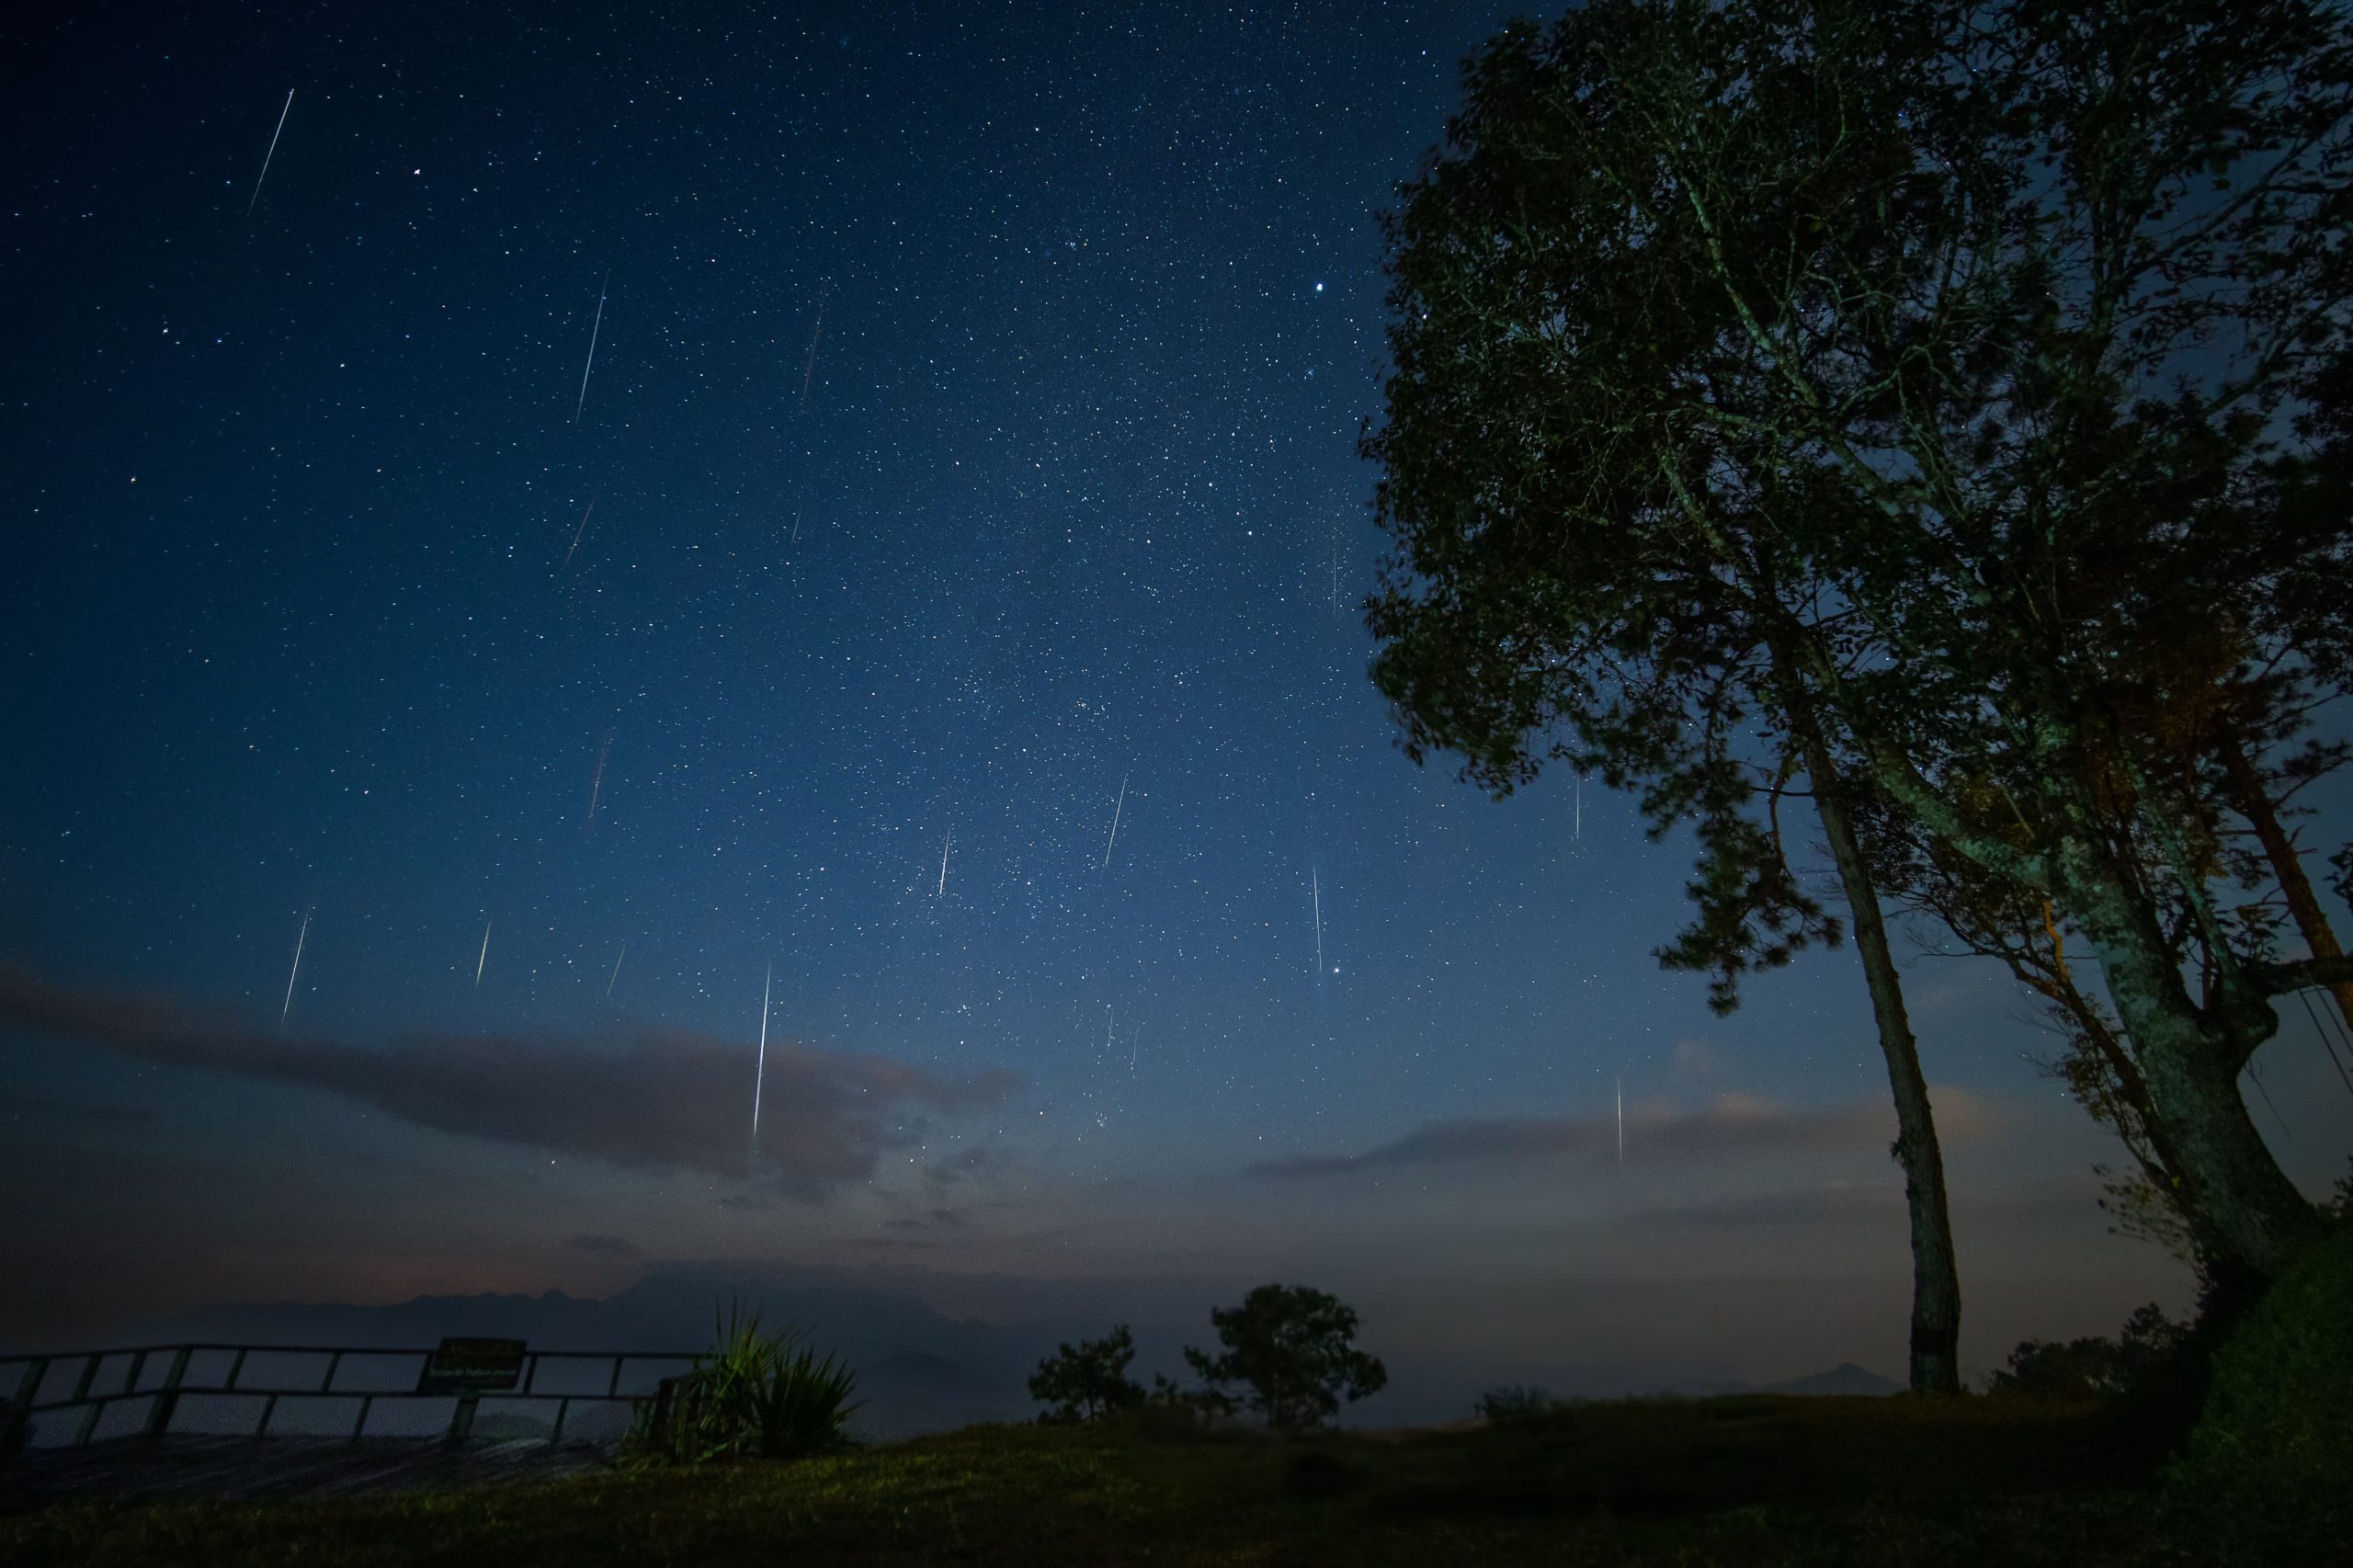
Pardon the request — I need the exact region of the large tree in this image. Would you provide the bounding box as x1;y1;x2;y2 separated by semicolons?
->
1367;0;2353;1281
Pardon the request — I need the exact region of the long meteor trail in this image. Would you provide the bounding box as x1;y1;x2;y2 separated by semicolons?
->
1102;776;1127;868
574;271;608;423
248;90;294;217
474;918;492;988
606;942;627;998
278;907;312;1028
751;963;772;1145
938;828;952;896
1312;869;1324;975
562;499;596;572
1616;1075;1624;1169
797;298;825;416
585;731;612;825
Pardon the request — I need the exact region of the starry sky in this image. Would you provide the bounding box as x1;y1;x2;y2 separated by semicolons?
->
6;1;2350;1401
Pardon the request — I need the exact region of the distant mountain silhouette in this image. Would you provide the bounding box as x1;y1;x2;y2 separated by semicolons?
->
1767;1362;1901;1395
1701;1362;1900;1397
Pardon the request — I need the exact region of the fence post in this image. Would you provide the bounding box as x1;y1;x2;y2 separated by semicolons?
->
254;1393;279;1440
70;1354;103;1403
143;1348;191;1439
350;1393;375;1443
4;1358;46;1455
550;1396;571;1444
447;1392;480;1448
224;1348;248;1391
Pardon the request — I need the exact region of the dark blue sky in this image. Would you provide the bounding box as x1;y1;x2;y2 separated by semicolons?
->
5;1;2348;1397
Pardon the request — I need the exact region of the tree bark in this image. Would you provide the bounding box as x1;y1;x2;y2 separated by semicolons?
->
2059;828;2325;1278
1783;673;1963;1396
2219;732;2353;1035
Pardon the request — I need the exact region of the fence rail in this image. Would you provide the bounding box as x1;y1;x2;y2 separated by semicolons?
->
0;1343;699;1453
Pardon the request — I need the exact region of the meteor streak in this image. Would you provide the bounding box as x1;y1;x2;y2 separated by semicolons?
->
752;962;771;1145
606;942;626;998
1616;1075;1624;1169
474;918;492;988
796;297;825;416
1102;775;1126;868
938;828;952;896
562;499;596;572
1311;869;1324;975
585;732;612;825
247;89;293;217
574;271;608;424
278;907;311;1029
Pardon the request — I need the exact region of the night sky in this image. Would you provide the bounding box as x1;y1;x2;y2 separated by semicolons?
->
6;1;2349;1406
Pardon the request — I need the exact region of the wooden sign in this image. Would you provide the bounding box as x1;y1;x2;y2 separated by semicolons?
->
415;1338;527;1395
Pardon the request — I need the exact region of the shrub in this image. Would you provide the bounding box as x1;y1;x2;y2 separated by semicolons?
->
1985;1301;2188;1400
1474;1385;1556;1421
1029;1325;1146;1424
1182;1284;1386;1435
2168;1226;2353;1550
627;1301;859;1465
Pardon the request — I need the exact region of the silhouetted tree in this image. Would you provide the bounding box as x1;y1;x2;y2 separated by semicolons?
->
1987;1302;2190;1399
1028;1325;1145;1424
1183;1286;1387;1434
1367;0;2353;1285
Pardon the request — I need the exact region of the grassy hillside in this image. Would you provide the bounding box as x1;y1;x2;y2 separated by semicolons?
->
0;1392;2249;1566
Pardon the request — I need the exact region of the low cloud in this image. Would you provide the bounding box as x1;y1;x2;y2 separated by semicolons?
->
924;1143;1014;1187
0;967;1017;1199
563;1233;644;1258
1250;1090;1999;1180
883;1207;972;1233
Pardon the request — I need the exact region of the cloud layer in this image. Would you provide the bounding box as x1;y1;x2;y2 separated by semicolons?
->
0;967;1017;1199
1251;1090;1997;1179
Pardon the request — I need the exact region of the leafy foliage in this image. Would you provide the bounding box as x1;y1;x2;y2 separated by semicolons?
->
1029;1324;1146;1424
626;1301;858;1465
1182;1284;1387;1434
2169;1225;2353;1552
1985;1304;2189;1400
1364;0;2353;1279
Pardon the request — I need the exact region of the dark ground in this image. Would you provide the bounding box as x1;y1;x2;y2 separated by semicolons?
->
0;1434;612;1507
0;1393;2264;1567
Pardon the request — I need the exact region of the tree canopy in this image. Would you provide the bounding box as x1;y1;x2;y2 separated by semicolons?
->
1029;1325;1147;1425
1183;1285;1388;1433
1367;0;2353;1278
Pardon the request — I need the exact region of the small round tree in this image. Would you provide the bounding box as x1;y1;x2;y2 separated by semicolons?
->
1183;1285;1386;1434
1028;1324;1145;1424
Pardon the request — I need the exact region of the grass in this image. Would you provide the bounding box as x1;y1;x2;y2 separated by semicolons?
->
0;1392;2263;1566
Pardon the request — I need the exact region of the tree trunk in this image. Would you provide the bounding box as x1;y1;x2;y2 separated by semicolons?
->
2219;732;2353;1034
1785;682;1963;1396
2059;832;2325;1278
